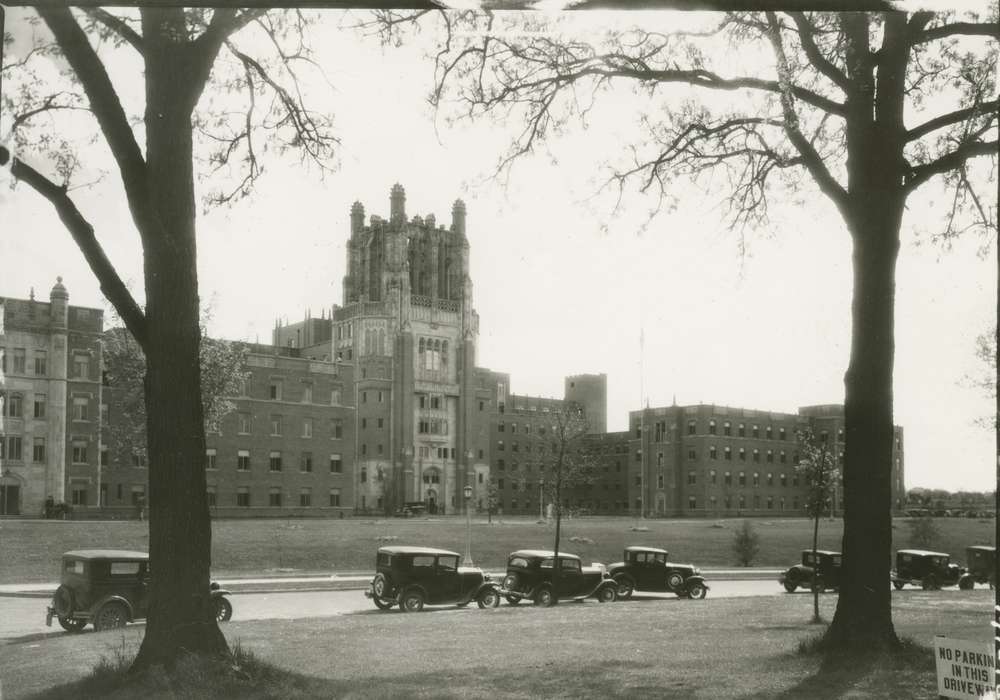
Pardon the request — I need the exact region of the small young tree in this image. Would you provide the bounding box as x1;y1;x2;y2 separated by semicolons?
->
796;428;841;623
907;514;942;550
533;406;598;604
485;478;500;524
733;519;760;567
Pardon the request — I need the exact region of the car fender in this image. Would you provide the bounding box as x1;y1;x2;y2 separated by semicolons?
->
210;588;232;598
466;581;500;604
93;594;136;621
589;579;618;598
684;575;709;590
397;583;429;603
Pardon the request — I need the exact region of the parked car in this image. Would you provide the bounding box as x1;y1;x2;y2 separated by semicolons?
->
779;550;842;593
891;549;965;590
46;550;232;632
499;549;618;606
959;545;995;590
607;546;708;600
364;546;500;612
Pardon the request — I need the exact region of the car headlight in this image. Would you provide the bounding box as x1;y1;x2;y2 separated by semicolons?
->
694;567;700;576
484;573;492;581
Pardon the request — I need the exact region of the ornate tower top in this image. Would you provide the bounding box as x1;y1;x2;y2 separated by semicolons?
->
451;199;466;236
50;276;68;300
350;201;365;235
390;183;406;224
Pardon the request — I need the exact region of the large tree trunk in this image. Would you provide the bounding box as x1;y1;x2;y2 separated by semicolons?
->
132;10;227;668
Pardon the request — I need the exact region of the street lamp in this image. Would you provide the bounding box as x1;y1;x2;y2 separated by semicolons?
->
463;484;473;567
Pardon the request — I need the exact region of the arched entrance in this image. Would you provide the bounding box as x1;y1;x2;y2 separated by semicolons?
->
0;474;23;516
425;488;438;515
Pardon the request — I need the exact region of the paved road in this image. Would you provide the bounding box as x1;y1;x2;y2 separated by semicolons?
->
1;579;785;643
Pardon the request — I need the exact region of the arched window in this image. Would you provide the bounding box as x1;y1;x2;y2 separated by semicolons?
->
419;337;425;353
377;329;386;356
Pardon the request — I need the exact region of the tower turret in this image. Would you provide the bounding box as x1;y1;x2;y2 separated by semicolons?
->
390;183;406;225
351;201;365;235
49;276;68;329
451;199;466;236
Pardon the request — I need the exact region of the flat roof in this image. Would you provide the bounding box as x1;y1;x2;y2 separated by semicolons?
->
802;550;841;556
378;546;460;557
63;549;148;560
626;546;668;554
509;549;580;560
967;545;995;551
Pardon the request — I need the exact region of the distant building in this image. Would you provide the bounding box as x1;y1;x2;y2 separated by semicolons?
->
0;279;104;516
3;186;906;520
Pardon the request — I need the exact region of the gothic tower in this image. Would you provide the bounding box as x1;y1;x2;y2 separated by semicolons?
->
335;185;482;514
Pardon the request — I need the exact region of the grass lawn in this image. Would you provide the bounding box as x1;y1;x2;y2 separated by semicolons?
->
3;590;992;699
1;515;994;583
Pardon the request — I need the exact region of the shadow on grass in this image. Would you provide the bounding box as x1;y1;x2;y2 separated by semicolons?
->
30;645;701;700
747;634;936;700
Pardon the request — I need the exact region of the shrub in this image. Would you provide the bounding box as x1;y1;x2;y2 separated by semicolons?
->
732;519;760;566
906;516;941;550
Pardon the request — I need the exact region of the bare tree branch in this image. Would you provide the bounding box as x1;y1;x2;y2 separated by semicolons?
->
905;139;998;193
81;8;144;53
913;22;1000;45
907;99;999;142
36;7;152;237
10;156;148;347
788;12;849;91
9;92;90;131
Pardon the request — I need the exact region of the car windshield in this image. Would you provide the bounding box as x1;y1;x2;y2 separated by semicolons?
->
110;562;141;576
377;552;391;567
411;555;435;570
64;560;84;574
438;555;458;572
560;558;581;571
508;557;530;568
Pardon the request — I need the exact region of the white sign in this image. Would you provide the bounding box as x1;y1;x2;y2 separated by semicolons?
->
935;636;997;699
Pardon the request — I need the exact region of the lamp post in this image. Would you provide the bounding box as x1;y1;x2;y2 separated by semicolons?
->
463;485;473;567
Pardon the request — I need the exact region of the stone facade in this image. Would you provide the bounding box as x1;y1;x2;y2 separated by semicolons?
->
0;279;104;516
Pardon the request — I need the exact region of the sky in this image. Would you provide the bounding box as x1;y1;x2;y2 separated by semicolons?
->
1;9;996;491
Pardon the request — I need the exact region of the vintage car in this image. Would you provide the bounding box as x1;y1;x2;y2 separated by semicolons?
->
46;550;232;632
959;545;995;590
891;549;965;590
364;546;500;612
779;550;842;593
607;546;708;600
499;549;618;606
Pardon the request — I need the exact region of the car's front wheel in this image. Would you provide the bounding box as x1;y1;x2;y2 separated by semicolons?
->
596;586;616;603
57;616;87;633
477;588;500;609
372;596;394;610
892;580;905;590
613;574;635;600
93;602;128;632
687;583;707;600
534;587;555;607
505;595;521;605
214;597;233;622
922;575;940;591
783;581;797;593
401;589;425;613
666;572;685;590
958;576;975;591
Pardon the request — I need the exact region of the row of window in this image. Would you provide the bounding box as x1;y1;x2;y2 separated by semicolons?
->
642;470;804;488
684;494;801;510
260;379;343;406
642;419;840;442
497;422;550;436
231;413;345;439
202;449;344;474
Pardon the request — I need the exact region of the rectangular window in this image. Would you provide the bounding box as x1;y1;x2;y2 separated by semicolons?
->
269;381;282;400
302;383;313;403
206;448;217;470
302;418;314;438
331;418;343;439
131;452;146;468
270;414;282;436
657;474;664;488
269;451;282;472
237;487;250;507
100;403;109;424
100;446;108;467
739;472;746;486
73;397;88;421
13;348;27;374
73;353;88;378
269;488;282;507
377;417;384;429
330;454;342;473
237;450;250;471
687;471;696;485
34;394;46;419
300;452;313;473
4;393;23;418
32;437;46;463
329;488;341;507
71;486;87;506
299;488;312;507
206;487;217;507
71;441;86;464
331;389;341;405
238;412;252;434
34;351;47;376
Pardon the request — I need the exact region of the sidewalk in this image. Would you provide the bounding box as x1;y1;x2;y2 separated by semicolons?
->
0;568;781;598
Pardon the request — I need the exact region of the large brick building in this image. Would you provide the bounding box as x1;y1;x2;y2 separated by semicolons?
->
2;185;905;519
